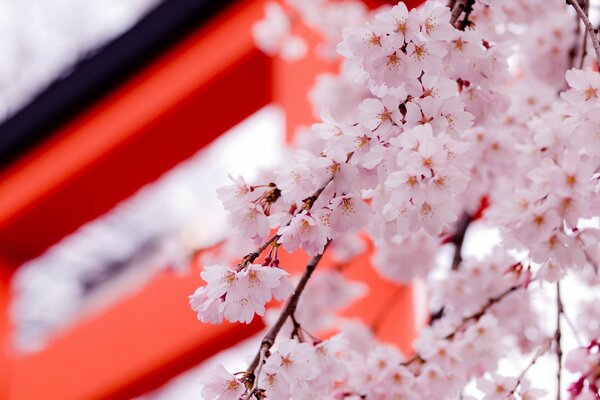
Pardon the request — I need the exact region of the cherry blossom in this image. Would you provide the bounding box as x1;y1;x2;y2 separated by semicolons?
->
199;365;245;400
191;263;292;324
186;0;600;399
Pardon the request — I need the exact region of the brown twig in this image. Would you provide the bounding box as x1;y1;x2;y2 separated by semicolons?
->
580;26;589;69
243;233;280;266
450;0;475;30
450;1;466;26
451;212;473;271
508;337;554;396
242;346;267;400
566;0;600;66
246;241;331;375
579;0;589;69
556;282;564;400
457;0;475;30
562;308;584;346
242;178;334;267
404;281;526;366
429;212;473;324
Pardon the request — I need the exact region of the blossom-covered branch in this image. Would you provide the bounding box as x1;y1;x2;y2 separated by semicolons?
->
566;0;600;65
190;0;600;398
556;282;564;400
246;241;331;374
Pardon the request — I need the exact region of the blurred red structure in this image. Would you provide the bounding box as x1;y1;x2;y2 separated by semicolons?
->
0;0;422;399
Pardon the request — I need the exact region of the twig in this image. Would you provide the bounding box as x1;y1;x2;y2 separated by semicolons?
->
508;337;554;396
580;27;589;69
568;1;583;69
243;233;280;266
429;212;473;324
450;1;466;26
241;347;267;400
579;0;589;69
242;178;334;267
451;212;473;271
448;281;525;338
246;241;331;374
562;309;584;346
566;0;600;66
404;281;527;366
556;282;564;400
583;248;599;275
457;0;475;30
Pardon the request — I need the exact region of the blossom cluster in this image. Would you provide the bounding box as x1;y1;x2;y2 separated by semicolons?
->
486;67;600;279
186;0;600;399
566;341;600;399
189;263;293;324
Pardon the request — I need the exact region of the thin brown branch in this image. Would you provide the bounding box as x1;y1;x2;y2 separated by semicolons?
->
556;282;564;400
429;212;473;324
242;179;334;267
562;308;584;346
404;281;526;366
508;337;554;396
450;0;475;30
457;0;475;30
580;27;589;69
246;241;331;375
243;233;280;266
241;346;267;400
450;1;466;26
568;1;583;68
451;212;473;271
579;0;589;69
566;0;600;66
448;281;524;337
583;248;599;275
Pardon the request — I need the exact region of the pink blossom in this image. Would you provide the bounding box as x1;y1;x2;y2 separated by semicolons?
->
199;365;245;400
278;210;330;256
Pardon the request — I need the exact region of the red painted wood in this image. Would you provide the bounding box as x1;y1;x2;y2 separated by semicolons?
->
0;259;13;400
9;264;263;400
0;0;271;268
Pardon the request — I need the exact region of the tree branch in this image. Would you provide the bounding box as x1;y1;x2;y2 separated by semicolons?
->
450;1;465;26
405;280;526;366
242;179;334;267
241;346;267;400
451;212;473;271
450;0;475;30
429;212;473;324
508;337;554;396
246;241;331;375
556;281;564;400
579;0;589;69
566;0;600;66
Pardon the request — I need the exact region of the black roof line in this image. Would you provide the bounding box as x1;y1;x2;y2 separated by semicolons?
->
0;0;236;170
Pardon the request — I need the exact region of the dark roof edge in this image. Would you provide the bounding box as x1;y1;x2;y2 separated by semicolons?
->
0;0;237;170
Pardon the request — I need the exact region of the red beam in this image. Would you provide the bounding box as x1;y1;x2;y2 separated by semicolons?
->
9;265;263;400
0;0;271;268
0;260;13;400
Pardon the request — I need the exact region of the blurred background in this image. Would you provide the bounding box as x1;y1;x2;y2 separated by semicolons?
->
0;0;414;399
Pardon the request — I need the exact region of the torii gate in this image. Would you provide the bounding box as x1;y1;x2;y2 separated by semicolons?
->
0;0;422;399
